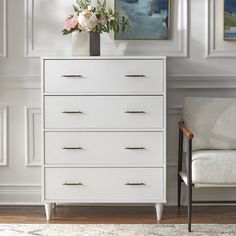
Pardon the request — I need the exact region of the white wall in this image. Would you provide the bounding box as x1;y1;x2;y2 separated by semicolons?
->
1;0;236;205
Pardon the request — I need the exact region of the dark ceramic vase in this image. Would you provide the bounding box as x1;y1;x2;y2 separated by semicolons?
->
90;32;100;56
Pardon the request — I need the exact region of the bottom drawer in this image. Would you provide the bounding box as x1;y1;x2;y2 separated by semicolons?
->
44;168;164;202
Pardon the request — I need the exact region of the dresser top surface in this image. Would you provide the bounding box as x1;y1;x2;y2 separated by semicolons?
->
41;56;167;60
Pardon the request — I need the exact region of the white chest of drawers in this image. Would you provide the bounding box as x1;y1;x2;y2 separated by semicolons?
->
41;56;166;221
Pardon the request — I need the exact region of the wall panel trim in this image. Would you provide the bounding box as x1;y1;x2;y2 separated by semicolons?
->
0;106;8;166
0;76;40;89
168;75;236;88
2;75;236;89
25;107;41;167
206;0;236;58
24;0;189;58
0;184;41;205
0;0;7;58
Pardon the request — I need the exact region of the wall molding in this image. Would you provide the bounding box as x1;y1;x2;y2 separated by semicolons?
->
175;0;189;58
24;0;35;57
0;106;8;166
0;184;41;205
2;75;236;89
206;0;236;58
0;76;40;89
168;75;236;88
24;0;189;58
24;0;71;58
0;0;7;58
0;184;235;206
25;107;41;167
167;106;183;116
0;184;41;187
126;0;189;58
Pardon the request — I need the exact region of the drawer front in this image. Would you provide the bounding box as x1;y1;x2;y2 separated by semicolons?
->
44;96;163;129
44;168;163;201
45;132;164;166
44;60;163;94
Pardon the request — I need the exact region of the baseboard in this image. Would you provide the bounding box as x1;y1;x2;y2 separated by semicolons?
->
167;186;236;206
0;185;236;206
0;185;41;205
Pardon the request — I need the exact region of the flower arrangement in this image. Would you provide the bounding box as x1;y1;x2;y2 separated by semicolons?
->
62;0;130;35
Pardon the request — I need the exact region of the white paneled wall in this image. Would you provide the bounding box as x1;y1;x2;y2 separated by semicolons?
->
0;105;8;166
0;0;7;58
1;0;236;204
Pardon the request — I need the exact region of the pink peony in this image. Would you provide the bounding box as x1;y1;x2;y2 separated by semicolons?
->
64;14;78;31
64;18;72;31
71;14;78;29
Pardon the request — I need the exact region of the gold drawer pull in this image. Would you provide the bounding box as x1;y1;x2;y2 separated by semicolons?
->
62;147;83;150
63;182;83;186
62;75;83;78
62;111;83;114
125;147;146;150
125;74;146;78
125;111;146;114
125;183;146;186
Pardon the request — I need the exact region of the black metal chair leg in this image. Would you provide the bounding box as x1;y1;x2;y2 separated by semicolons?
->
187;139;192;232
187;182;192;232
177;175;182;207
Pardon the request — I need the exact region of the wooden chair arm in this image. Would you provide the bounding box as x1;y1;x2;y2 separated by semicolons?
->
178;121;194;140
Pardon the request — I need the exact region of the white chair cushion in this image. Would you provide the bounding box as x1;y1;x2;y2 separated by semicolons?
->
183;97;236;151
192;150;236;185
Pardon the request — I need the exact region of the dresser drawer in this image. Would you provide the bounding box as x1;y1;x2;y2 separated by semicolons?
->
45;132;164;166
44;168;164;202
44;59;164;94
44;96;163;129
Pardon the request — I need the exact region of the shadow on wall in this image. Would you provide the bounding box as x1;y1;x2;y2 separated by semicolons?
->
30;0;72;55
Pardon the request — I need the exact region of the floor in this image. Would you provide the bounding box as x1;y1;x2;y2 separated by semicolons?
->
0;206;235;224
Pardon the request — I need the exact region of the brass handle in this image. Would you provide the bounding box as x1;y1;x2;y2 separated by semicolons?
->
125;111;146;114
62;147;83;150
125;183;146;186
63;182;83;186
62;111;83;114
125;147;146;150
62;75;83;78
125;75;146;78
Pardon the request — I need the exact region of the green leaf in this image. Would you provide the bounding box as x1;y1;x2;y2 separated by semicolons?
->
73;4;79;12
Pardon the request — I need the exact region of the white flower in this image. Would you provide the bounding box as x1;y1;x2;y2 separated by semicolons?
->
109;16;115;21
78;10;98;32
88;5;95;11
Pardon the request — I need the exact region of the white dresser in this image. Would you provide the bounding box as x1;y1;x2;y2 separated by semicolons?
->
41;56;166;221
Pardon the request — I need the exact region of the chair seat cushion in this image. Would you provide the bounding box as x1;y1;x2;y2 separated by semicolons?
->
192;150;236;185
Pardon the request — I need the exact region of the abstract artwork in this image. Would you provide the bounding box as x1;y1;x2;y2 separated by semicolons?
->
115;0;170;40
224;0;236;40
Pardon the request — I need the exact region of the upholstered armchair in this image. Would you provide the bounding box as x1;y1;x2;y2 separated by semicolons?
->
177;97;236;232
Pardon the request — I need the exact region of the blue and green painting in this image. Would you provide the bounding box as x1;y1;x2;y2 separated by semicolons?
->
224;0;236;40
115;0;169;40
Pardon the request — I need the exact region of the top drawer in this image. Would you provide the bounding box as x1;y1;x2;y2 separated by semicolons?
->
43;59;164;94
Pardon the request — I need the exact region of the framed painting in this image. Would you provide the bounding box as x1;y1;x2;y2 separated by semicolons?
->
115;0;170;40
224;0;236;40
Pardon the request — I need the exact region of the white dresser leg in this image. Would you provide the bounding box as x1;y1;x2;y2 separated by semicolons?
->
45;203;53;221
52;203;56;209
155;203;163;221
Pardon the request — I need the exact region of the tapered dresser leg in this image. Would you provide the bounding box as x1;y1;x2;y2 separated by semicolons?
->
155;203;163;221
45;203;53;221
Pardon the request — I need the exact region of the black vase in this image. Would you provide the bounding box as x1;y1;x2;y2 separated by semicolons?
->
90;32;100;56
